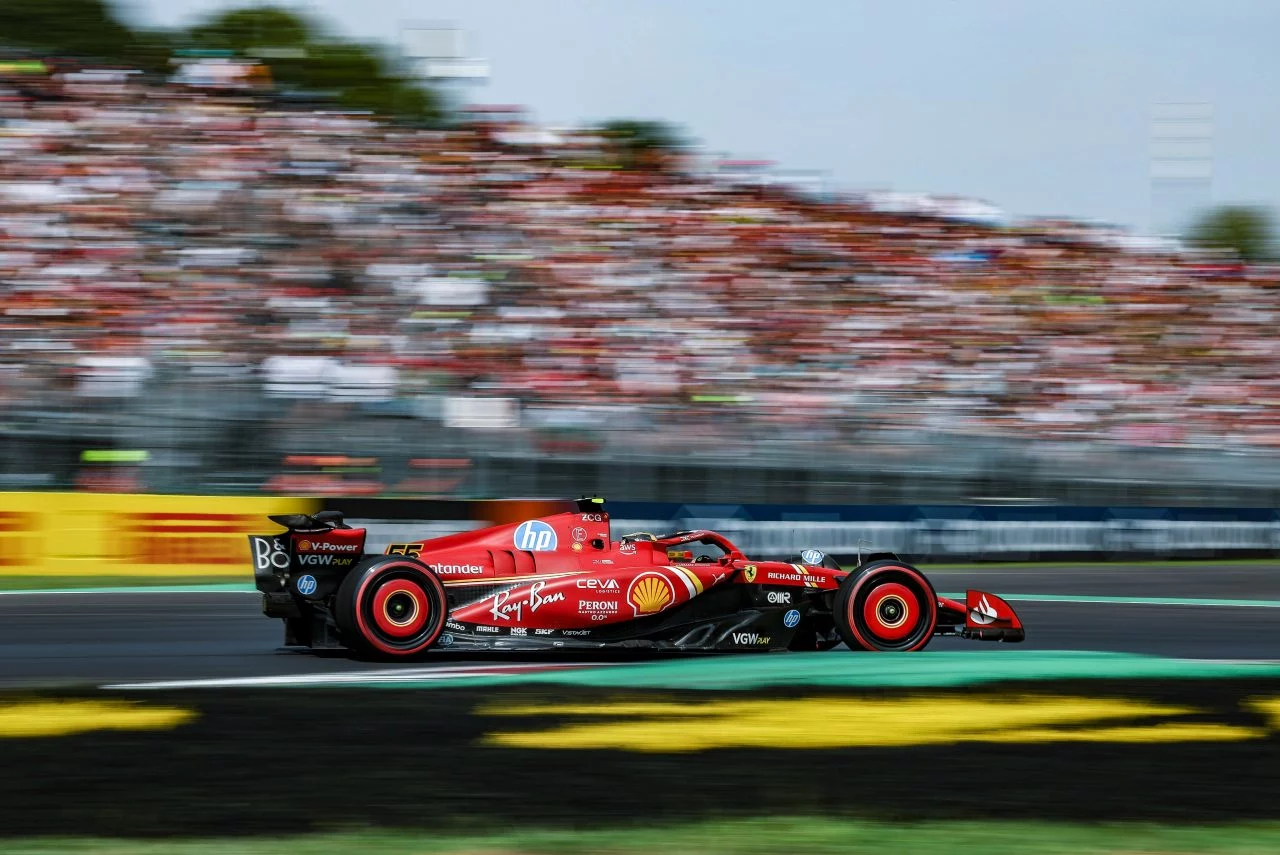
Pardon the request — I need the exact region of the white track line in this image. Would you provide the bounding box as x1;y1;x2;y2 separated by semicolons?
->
104;661;604;690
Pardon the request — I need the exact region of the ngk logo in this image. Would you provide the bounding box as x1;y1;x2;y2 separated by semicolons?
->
297;539;359;553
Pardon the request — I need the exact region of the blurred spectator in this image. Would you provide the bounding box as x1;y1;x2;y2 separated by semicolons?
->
1;58;1279;491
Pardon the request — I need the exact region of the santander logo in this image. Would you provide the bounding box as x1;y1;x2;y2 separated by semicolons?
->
969;594;999;625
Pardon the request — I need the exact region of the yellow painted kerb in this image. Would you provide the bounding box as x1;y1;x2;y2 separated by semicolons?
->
0;700;196;738
481;695;1265;752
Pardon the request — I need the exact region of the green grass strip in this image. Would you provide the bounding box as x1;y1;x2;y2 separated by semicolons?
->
343;649;1280;692
8;818;1280;854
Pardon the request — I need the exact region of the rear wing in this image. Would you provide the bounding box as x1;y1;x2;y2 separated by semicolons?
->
268;510;350;531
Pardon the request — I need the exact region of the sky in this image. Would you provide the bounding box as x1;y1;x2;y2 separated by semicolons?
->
120;0;1280;233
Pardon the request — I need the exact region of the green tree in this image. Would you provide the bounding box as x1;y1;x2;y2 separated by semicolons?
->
0;0;172;73
0;0;442;123
185;6;312;53
183;6;442;124
599;119;686;170
1187;206;1276;262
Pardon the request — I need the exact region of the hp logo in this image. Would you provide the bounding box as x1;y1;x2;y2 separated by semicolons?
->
514;520;558;552
800;549;825;565
783;609;801;628
295;574;318;595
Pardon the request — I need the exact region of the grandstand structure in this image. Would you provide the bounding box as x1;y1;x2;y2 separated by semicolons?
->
1;66;1278;505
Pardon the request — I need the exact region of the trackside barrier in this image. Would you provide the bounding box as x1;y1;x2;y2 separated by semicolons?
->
326;499;1280;563
603;503;1280;562
0;495;1276;576
0;493;316;576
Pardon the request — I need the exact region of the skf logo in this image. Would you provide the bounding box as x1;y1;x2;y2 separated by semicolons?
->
766;591;791;604
743;565;757;583
732;632;771;646
514;520;557;552
627;571;675;616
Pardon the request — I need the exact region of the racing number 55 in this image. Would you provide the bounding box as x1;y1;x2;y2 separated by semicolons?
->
386;543;423;557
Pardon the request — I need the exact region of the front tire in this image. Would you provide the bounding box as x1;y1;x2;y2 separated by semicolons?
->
834;560;937;652
335;557;447;657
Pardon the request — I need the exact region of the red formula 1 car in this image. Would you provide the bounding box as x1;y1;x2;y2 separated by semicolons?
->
248;498;1023;657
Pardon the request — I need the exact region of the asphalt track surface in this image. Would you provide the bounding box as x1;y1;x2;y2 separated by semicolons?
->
2;562;1279;687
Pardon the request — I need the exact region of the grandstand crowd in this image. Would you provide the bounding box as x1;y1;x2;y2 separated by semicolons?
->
2;67;1279;455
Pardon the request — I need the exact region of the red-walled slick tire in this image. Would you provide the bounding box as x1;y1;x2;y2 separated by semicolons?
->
834;560;937;652
335;557;447;657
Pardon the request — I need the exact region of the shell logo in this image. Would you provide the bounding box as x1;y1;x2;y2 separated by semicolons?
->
297;540;311;552
627;572;675;616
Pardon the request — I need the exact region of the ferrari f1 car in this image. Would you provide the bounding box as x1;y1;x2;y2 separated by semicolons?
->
248;498;1024;657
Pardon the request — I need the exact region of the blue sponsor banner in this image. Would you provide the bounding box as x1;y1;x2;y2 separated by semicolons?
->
607;503;1280;561
325;498;1280;561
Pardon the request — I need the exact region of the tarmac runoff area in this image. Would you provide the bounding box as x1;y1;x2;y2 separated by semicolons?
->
0;562;1279;836
0;562;1277;688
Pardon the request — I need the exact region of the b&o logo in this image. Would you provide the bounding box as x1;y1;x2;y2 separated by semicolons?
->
250;536;289;572
514;520;557;552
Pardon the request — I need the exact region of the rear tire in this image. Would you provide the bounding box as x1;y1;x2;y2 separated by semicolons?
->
834;560;937;652
335;557;447;657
